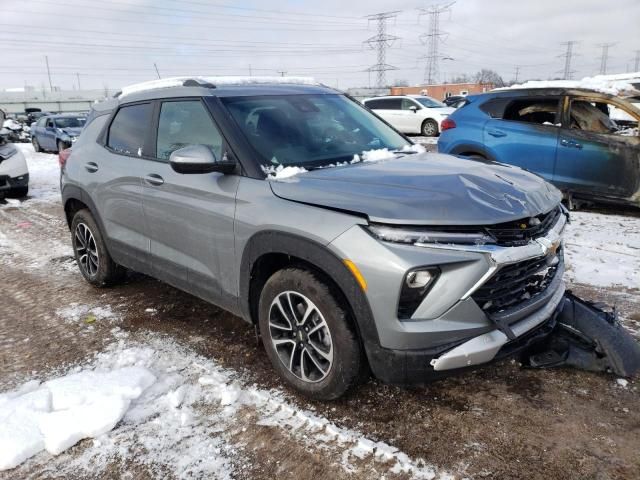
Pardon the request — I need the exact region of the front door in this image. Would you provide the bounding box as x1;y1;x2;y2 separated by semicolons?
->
554;96;640;199
43;118;57;150
141;99;239;303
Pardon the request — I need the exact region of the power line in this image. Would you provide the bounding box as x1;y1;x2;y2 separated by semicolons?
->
364;11;400;88
559;41;577;80
597;43;616;75
418;2;455;85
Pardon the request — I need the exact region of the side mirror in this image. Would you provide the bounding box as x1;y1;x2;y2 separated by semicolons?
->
169;144;236;174
409;105;418;113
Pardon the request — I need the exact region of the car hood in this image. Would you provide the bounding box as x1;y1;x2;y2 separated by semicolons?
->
60;127;83;136
269;153;562;225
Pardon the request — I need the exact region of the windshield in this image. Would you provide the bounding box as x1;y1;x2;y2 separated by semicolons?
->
54;117;86;129
221;94;409;169
415;97;446;108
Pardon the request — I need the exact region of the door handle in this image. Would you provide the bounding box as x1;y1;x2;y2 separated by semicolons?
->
560;138;583;149
487;129;506;138
144;174;164;186
84;162;99;173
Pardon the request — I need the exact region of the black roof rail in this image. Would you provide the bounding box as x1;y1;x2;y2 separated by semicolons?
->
182;78;216;89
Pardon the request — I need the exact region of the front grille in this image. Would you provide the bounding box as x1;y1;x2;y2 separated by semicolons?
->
472;248;562;315
483;206;562;247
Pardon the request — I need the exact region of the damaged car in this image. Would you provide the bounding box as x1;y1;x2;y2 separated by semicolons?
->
61;78;639;400
437;88;640;208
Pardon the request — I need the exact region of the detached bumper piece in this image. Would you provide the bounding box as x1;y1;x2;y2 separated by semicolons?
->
524;292;640;378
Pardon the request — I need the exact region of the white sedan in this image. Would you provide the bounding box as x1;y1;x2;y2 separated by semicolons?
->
363;95;454;137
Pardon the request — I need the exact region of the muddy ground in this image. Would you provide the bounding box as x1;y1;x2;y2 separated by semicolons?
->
1;177;639;479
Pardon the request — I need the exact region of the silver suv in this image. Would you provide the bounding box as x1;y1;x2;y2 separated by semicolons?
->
61;77;567;399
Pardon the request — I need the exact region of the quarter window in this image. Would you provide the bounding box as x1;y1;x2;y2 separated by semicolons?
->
107;103;151;156
156;101;223;161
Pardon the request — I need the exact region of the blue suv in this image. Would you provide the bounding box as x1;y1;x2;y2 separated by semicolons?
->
31;114;86;153
438;88;640;208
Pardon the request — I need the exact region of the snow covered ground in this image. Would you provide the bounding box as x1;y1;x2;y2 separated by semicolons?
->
1;329;448;479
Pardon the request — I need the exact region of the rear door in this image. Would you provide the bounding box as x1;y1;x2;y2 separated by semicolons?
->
483;96;561;182
365;98;406;132
140;98;239;303
93;102;152;272
554;96;640;199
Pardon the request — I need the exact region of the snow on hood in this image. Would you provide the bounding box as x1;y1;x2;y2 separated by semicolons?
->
264;145;427;181
504;72;640;96
270;152;562;225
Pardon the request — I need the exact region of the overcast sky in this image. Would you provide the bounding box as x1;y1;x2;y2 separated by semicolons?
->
1;0;639;92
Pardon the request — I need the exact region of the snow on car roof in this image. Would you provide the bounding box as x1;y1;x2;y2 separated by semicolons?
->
501;72;640;96
119;76;320;98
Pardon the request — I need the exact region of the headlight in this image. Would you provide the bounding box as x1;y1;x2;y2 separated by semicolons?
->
366;224;495;246
70;137;78;142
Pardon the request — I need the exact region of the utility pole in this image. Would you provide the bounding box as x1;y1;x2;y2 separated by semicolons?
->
633;50;640;72
514;65;521;83
44;55;53;92
277;70;287;77
597;43;615;75
249;64;252;77
364;11;400;88
76;72;81;90
559;41;577;80
154;63;161;79
418;2;455;85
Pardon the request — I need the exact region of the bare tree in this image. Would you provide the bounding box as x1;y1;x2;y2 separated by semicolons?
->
473;69;505;87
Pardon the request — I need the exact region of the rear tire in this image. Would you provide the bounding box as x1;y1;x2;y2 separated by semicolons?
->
258;268;365;400
71;209;126;287
32;137;42;152
421;119;439;137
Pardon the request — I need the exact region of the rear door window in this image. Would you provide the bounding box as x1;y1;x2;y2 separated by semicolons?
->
502;98;561;126
107;103;152;156
156;100;223;161
367;98;402;110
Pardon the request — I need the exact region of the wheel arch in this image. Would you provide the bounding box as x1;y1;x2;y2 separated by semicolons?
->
239;230;380;347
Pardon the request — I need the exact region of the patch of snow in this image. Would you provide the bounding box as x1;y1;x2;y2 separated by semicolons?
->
13;144;60;203
262;164;308;180
0;367;155;470
121;76;319;97
616;378;629;388
505;72;640;96
56;303;120;324
563;211;640;288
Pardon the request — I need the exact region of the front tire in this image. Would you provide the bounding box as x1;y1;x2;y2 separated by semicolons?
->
71;209;126;287
8;186;28;198
421;119;439;137
32;137;42;152
258;268;365;400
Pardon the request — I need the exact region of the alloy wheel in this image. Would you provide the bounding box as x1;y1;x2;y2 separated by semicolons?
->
74;222;99;277
268;291;334;383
